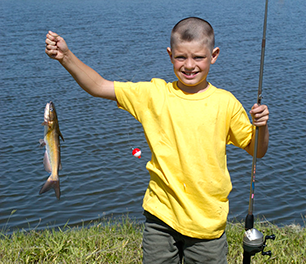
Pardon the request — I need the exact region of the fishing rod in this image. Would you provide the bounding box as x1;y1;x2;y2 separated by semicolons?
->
242;0;275;263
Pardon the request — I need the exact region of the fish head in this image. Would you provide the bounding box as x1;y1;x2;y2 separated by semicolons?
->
44;101;58;123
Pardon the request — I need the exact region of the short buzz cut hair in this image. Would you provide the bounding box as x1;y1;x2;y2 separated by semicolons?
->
170;17;215;51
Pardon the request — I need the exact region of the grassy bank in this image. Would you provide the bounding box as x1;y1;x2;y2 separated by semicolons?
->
0;216;305;263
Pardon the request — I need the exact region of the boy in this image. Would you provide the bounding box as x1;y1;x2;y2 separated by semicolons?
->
45;17;269;264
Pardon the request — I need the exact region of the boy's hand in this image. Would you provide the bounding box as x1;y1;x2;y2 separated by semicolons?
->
45;31;68;61
249;104;269;127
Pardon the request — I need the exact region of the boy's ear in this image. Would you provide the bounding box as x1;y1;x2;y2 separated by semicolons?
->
167;47;173;63
211;47;220;64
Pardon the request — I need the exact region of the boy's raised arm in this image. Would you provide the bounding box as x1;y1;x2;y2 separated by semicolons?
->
45;31;116;101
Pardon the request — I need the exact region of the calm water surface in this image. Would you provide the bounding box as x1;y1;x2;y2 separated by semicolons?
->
1;0;305;232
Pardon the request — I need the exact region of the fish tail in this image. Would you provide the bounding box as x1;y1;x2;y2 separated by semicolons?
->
39;179;61;199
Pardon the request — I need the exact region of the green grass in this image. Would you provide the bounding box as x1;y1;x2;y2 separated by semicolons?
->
0;216;305;263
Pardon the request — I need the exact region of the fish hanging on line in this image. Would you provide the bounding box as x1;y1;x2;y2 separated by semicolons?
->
39;101;64;199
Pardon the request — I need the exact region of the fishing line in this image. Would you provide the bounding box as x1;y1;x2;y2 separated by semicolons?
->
124;116;142;158
113;63;146;159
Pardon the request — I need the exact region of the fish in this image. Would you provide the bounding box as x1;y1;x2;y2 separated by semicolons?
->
39;101;64;199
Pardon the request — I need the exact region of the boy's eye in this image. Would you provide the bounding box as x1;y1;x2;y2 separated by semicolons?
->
194;56;205;60
175;56;186;61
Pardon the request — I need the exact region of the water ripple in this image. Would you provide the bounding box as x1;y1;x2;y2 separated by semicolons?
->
1;0;305;232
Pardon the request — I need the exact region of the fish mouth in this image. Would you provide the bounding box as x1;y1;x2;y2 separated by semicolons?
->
44;101;55;122
44;103;51;122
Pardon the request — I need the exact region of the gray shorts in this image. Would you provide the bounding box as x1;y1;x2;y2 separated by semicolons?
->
142;211;228;264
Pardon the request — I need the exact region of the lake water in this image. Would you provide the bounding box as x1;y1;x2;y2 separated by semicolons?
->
1;0;305;232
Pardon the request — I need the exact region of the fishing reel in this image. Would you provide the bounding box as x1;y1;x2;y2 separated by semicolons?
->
243;228;275;256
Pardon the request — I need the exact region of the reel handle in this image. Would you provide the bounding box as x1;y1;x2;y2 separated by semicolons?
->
265;234;276;241
262;234;276;256
262;250;272;256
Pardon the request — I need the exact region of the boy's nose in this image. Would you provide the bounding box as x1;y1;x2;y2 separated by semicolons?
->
185;58;195;69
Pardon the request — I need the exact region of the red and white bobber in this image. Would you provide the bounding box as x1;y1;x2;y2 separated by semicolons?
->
132;148;142;158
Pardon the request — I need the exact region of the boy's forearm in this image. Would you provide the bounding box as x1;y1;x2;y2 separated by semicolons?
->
245;125;269;158
257;124;269;157
60;50;115;100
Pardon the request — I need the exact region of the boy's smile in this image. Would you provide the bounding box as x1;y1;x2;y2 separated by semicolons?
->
167;41;219;94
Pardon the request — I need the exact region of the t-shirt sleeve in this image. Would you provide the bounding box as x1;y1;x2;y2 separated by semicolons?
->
114;78;167;122
114;81;151;121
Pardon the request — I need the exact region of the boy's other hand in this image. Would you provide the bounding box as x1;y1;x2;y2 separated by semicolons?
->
45;31;68;61
249;104;269;127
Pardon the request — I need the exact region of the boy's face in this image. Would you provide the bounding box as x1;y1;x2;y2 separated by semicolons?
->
167;40;219;93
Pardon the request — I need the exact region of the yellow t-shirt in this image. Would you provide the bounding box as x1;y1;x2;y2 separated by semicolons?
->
114;78;254;239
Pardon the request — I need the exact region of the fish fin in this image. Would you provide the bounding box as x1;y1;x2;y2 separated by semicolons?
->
43;151;52;172
59;162;62;170
42;121;48;126
59;130;64;141
39;139;46;147
39;179;61;199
